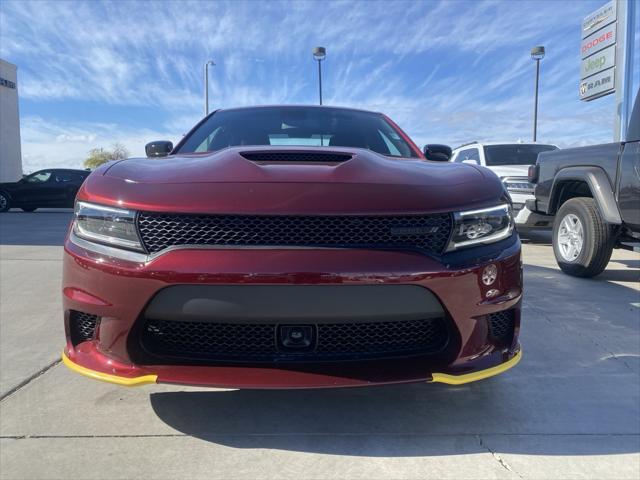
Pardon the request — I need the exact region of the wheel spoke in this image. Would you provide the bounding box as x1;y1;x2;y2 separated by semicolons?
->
557;213;583;261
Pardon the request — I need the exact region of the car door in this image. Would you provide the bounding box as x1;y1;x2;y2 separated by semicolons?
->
617;89;640;231
13;170;57;206
53;171;86;207
617;141;640;230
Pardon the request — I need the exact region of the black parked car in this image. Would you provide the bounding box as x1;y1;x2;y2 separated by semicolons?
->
0;169;90;212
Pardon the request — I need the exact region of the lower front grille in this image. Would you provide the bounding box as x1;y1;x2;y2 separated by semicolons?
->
140;317;449;363
69;310;99;345
487;309;515;341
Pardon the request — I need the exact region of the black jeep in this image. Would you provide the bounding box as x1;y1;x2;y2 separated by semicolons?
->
528;89;639;277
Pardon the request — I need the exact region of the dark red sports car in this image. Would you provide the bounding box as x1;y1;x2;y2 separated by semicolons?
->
62;105;522;388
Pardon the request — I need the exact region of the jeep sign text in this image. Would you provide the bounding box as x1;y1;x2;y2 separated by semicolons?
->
580;44;616;79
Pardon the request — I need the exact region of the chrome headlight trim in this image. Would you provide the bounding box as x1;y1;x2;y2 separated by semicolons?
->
73;201;144;252
447;203;514;251
69;230;149;262
502;177;535;194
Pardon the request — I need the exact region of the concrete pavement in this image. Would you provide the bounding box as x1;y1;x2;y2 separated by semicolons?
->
0;212;638;479
0;211;72;398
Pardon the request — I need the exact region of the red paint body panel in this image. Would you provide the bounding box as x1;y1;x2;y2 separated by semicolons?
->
63;238;522;388
81;147;500;215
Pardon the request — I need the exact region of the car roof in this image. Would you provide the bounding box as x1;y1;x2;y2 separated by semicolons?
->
453;141;558;150
30;168;89;174
214;104;382;116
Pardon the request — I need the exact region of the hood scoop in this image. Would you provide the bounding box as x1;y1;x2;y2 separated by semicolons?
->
240;151;353;163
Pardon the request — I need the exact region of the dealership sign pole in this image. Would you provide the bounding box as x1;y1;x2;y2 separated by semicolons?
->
613;0;635;142
580;0;636;141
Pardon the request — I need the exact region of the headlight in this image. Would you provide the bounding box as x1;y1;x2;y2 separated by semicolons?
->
502;178;534;193
73;202;143;251
447;204;514;251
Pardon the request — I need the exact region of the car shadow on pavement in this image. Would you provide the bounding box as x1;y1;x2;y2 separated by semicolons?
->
602;258;640;282
518;229;552;245
597;268;640;282
149;264;640;457
0;211;73;246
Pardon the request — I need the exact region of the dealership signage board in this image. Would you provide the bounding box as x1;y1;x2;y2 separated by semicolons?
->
580;68;615;99
0;77;16;89
580;1;617;101
582;1;616;38
580;44;616;79
581;23;616;59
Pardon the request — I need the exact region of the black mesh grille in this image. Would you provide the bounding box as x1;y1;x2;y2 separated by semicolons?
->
240;152;352;163
137;212;453;255
488;310;515;340
140;317;448;362
315;318;448;355
69;310;99;345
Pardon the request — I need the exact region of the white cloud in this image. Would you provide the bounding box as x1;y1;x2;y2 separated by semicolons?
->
1;0;631;173
55;133;97;143
20;116;179;173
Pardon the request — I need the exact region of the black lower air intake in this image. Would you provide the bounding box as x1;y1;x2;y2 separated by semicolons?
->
69;310;100;345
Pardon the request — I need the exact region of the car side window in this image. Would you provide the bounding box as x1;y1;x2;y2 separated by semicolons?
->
55;172;82;183
377;129;401;156
454;148;480;164
194;126;224;152
25;171;53;183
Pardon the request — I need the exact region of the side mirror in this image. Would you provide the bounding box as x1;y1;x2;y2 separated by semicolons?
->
145;140;173;158
423;144;452;162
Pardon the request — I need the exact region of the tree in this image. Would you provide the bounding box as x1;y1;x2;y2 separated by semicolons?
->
84;143;129;169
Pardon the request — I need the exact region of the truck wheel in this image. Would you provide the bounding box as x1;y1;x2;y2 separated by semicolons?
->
0;192;10;212
553;197;614;277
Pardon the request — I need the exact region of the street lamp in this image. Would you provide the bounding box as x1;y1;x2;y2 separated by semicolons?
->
531;46;545;142
313;47;326;105
204;60;215;116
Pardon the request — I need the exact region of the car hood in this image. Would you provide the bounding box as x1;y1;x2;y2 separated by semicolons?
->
487;165;530;178
106;146;484;186
82;146;505;214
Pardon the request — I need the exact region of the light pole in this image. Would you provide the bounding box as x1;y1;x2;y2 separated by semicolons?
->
531;46;545;142
313;47;326;105
204;60;215;116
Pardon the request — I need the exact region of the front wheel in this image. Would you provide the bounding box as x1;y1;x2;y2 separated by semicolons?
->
552;197;614;277
0;192;10;212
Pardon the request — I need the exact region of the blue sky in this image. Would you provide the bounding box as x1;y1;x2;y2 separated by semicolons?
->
1;0;638;173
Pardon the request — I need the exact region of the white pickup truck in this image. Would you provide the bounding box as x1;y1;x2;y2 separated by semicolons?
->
450;141;558;229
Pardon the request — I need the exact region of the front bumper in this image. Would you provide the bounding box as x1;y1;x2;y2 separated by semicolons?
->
508;192;533;216
62;235;523;389
62;348;522;386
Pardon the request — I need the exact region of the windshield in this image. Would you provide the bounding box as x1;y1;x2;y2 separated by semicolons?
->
177;106;419;158
483;144;557;166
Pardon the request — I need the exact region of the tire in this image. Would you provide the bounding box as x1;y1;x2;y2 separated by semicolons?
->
21;207;37;212
0;192;10;212
552;197;614;277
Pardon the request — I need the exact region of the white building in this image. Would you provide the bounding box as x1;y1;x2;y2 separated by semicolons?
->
0;59;23;182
